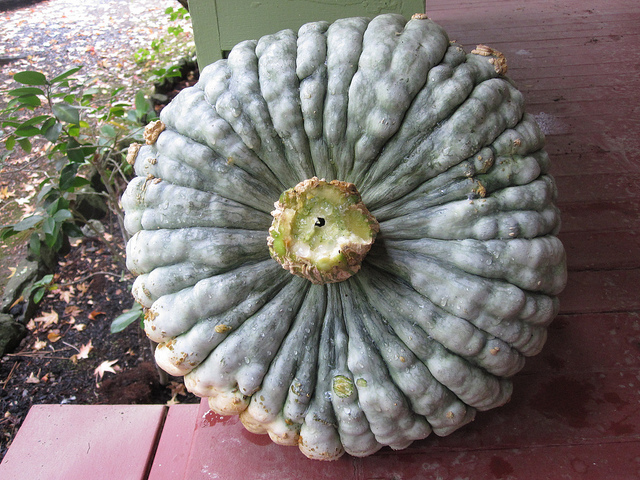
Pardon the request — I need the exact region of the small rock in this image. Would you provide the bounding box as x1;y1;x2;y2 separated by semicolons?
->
0;314;27;357
1;259;39;314
81;219;106;236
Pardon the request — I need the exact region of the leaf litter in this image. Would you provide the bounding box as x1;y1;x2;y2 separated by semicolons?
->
0;0;199;462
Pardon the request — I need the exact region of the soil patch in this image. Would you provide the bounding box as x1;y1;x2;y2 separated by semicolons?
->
0;235;200;461
1;0;200;462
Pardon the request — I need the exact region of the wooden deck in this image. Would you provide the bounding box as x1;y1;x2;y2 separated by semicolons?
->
1;0;639;478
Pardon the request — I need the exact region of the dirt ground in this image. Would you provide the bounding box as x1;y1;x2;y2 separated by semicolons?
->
0;0;200;461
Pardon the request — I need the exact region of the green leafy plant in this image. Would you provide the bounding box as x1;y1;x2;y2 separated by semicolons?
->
165;6;190;36
29;273;56;304
110;301;144;333
133;6;195;88
1;67;155;265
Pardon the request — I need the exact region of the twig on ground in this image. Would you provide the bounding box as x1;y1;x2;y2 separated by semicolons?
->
2;361;20;389
55;271;125;287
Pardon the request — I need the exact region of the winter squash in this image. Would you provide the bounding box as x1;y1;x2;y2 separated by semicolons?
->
121;13;566;460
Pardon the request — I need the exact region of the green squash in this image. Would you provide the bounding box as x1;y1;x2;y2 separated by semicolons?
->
122;13;566;460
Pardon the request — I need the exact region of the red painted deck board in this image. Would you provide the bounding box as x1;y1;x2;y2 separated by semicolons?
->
560;269;640;314
175;309;640;479
178;388;640;480
551;153;640;177
148;404;200;480
359;443;640;480
523;312;640;374
0;405;166;480
559;200;640;233
554;173;640;204
560;230;640;270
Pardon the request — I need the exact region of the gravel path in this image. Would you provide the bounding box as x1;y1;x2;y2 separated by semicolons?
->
1;0;189;106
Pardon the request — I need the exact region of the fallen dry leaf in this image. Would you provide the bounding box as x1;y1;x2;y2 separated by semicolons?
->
26;372;40;384
88;310;106;321
32;340;47;351
168;381;186;398
21;203;36;216
0;186;16;201
72;323;86;332
70;340;93;364
94;359;119;381
9;295;23;310
33;310;59;330
47;331;61;343
57;289;73;303
14;195;32;206
15;194;33;207
64;305;82;317
166;381;187;406
77;340;93;360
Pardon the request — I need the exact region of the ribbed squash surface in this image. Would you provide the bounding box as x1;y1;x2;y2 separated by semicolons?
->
122;13;567;460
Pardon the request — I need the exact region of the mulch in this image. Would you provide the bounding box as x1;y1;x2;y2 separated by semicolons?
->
0;0;200;462
0;236;200;461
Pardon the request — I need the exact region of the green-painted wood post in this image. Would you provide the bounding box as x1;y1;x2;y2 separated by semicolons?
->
188;0;426;70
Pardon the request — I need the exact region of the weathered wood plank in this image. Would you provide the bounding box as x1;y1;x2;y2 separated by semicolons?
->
360;442;640;480
560;269;640;314
180;363;640;479
554;173;640;204
428;0;640;15
559;200;640;233
148;404;200;480
550;152;640;177
560;230;640;271
544;135;640;161
524;312;640;374
432;17;640;46
175;314;640;477
181;401;358;478
0;405;166;480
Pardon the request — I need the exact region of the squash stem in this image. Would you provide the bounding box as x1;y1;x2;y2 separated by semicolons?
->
267;177;379;284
